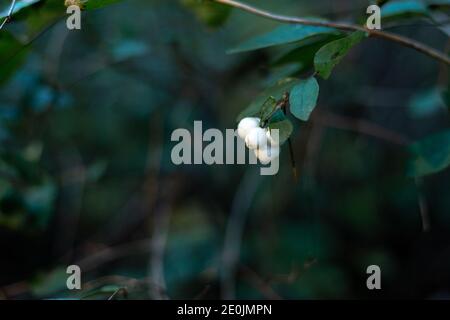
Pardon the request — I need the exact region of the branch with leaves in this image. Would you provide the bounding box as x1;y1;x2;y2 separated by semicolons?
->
215;0;450;178
212;0;450;65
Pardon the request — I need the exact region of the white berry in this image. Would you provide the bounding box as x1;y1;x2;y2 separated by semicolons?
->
245;127;268;150
254;145;280;164
237;117;260;140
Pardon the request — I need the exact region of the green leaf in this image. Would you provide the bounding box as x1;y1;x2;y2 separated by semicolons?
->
407;129;450;177
267;117;294;145
382;0;429;20
85;0;124;10
237;78;299;121
268;109;286;123
289;76;320;121
181;0;232;27
314;31;367;79
272;34;343;69
228;24;340;54
0;32;28;84
24;1;65;35
0;0;41;19
259;96;277;122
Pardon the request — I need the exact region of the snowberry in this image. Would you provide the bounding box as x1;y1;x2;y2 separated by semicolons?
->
254;145;280;164
245;127;268;150
237;117;260;140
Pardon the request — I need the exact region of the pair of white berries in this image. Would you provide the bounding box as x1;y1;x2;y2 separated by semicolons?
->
237;117;280;164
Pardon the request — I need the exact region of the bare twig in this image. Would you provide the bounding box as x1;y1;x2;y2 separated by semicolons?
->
0;0;16;30
213;0;450;65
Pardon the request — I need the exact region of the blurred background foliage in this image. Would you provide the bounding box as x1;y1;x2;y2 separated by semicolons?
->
0;0;449;299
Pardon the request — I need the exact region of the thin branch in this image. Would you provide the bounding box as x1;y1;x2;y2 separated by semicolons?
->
213;0;450;65
0;0;17;30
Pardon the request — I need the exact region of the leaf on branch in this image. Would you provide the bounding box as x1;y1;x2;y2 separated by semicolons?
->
271;34;343;71
0;32;28;84
237;77;299;121
314;30;367;79
259;96;277;122
289;76;319;121
407;129;450;177
228;24;340;54
382;0;429;21
267;116;294;145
